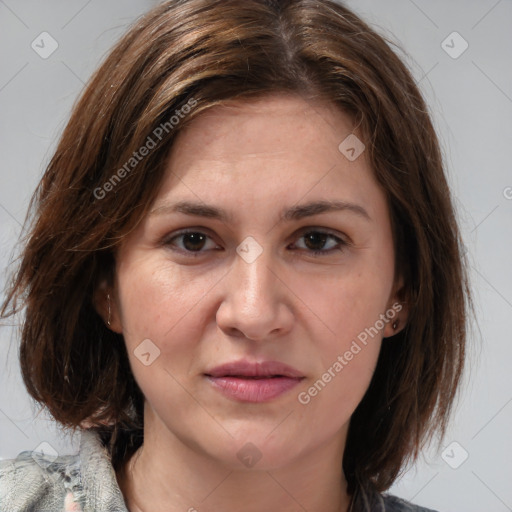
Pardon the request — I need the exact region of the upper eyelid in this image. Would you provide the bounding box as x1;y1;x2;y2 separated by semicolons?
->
164;227;219;245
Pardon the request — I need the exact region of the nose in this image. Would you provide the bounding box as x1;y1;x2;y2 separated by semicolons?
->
215;244;294;341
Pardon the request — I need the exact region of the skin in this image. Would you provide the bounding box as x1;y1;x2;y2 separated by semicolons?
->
95;93;408;512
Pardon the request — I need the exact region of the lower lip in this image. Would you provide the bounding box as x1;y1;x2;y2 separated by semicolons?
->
206;376;303;403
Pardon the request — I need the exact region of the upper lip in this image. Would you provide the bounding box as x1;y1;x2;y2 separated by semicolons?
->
205;359;304;378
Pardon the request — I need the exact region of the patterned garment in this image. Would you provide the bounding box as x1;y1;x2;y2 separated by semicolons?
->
0;430;127;512
0;429;438;512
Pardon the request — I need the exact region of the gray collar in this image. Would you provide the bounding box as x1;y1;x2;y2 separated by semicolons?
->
77;429;129;512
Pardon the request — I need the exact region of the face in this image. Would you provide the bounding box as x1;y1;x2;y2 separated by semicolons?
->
103;93;405;470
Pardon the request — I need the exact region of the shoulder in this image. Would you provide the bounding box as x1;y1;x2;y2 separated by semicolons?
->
0;446;83;511
382;493;440;512
0;430;128;512
355;484;441;512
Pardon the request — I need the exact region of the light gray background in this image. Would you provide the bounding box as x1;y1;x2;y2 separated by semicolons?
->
1;1;511;511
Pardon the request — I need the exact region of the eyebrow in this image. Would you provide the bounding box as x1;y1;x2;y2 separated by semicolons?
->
149;199;371;223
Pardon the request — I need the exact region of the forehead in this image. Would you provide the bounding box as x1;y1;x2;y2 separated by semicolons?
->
147;94;388;230
169;93;356;163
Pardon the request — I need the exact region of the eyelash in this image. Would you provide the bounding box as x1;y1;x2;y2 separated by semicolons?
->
163;228;349;258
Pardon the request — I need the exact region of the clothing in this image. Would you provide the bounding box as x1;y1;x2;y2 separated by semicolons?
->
0;429;438;512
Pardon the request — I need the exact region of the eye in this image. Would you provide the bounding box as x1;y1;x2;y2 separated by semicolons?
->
290;229;348;256
163;228;349;258
164;229;220;256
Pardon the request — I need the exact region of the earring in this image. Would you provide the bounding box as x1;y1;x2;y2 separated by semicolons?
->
107;293;111;326
392;319;398;330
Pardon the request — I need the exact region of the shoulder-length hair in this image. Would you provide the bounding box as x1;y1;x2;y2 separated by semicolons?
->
1;0;472;499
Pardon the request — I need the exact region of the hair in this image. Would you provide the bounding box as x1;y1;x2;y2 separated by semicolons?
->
1;0;472;504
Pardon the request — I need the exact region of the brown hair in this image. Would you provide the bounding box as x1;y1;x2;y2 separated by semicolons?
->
1;0;472;500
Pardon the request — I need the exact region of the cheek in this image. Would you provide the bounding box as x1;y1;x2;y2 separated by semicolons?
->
116;255;211;346
299;268;390;356
114;254;231;405
294;268;388;414
115;257;209;407
297;333;382;433
309;361;380;445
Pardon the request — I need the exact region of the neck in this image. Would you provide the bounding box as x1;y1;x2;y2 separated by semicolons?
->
116;414;352;512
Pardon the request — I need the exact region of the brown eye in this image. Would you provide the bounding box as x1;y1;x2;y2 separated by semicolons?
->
181;232;207;251
303;232;330;251
292;230;347;256
165;230;219;255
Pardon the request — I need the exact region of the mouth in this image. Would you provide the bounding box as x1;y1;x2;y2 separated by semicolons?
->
207;375;289;379
204;359;305;403
205;359;304;379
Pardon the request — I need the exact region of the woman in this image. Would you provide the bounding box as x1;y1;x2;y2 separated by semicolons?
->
0;0;472;511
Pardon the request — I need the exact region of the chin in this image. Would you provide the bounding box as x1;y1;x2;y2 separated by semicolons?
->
214;427;307;471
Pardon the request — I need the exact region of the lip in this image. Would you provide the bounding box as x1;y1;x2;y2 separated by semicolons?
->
205;359;304;379
204;359;305;403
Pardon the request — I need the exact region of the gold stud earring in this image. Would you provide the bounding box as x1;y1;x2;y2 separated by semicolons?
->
107;293;111;326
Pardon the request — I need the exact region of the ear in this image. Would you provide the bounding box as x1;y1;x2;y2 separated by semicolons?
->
92;279;123;334
383;275;409;339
